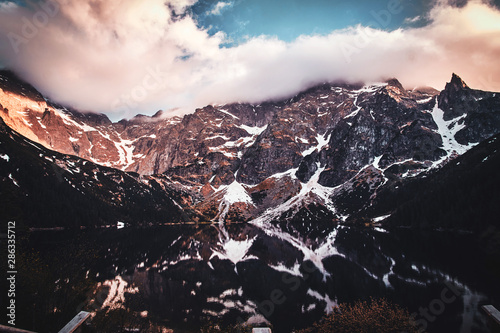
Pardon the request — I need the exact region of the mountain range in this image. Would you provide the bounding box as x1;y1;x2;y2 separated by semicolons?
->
1;70;499;232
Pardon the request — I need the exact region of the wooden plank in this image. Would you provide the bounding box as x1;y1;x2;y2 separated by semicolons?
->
482;305;500;326
57;311;91;333
0;325;37;333
252;328;272;333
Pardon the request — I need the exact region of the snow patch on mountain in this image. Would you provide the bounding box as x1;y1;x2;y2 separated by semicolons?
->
249;166;338;228
205;134;231;141
114;137;136;170
8;173;19;187
55;108;97;132
372;155;384;169
215;180;254;222
302;133;331;156
220;181;253;205
268;167;299;180
344;95;362;119
355;83;388;94
373;214;391;223
238;124;268;136
430;98;477;164
298;164;338;212
209;146;237;158
218;108;239;119
417;96;433;104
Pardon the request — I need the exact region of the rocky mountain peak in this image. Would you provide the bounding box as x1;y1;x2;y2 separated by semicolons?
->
438;73;488;122
446;73;469;92
124;110;167;125
412;86;439;96
385;78;405;91
383;78;409;102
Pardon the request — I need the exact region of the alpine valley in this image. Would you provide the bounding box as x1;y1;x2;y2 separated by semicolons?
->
1;70;500;332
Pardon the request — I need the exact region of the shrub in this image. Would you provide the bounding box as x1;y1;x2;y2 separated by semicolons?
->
296;298;420;333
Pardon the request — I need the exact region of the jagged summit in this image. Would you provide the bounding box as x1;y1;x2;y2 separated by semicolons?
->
412;86;439;95
385;78;405;91
123;110;168;124
446;73;470;91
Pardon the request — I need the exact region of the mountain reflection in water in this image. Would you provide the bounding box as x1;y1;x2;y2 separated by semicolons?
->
29;222;499;333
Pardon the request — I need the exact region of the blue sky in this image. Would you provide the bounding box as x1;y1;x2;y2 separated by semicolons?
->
189;0;500;43
1;0;500;120
191;0;431;43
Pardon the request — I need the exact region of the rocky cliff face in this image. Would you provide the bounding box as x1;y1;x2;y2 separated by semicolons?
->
438;73;500;145
0;116;203;227
1;70;499;225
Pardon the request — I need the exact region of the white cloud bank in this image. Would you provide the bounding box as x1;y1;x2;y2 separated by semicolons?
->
0;0;499;119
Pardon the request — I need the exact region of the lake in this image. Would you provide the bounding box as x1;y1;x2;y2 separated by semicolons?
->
25;221;500;332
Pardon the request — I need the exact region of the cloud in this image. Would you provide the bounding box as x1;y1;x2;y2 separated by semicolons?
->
195;0;500;106
0;1;18;11
208;1;232;16
0;0;499;120
404;15;422;24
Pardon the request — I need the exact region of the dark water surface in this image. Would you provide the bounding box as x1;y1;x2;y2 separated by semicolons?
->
27;223;500;332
